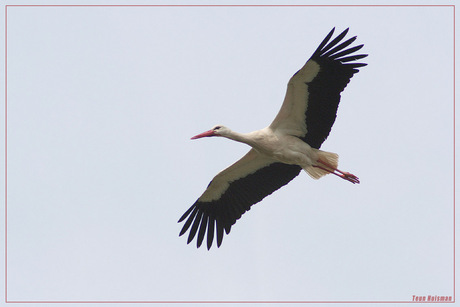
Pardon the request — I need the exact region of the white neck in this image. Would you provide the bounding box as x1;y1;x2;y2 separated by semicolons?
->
223;130;258;148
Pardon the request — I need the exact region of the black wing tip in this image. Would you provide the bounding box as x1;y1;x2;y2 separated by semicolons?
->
312;27;367;66
178;201;225;250
311;27;336;57
178;203;196;223
329;27;336;36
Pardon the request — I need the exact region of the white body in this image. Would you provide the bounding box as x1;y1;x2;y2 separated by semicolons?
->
220;127;328;170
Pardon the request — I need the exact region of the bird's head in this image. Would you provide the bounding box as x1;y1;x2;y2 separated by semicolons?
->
191;125;229;140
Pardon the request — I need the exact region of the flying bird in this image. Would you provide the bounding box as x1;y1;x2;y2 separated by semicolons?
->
178;28;367;250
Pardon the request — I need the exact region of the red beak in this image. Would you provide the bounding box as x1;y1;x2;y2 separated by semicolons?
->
191;129;216;140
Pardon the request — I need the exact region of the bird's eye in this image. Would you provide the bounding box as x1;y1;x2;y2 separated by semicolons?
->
214;126;222;131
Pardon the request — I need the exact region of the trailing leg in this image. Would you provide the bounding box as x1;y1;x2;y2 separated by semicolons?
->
315;158;360;184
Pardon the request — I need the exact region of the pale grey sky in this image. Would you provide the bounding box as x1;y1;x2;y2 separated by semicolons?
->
1;2;456;305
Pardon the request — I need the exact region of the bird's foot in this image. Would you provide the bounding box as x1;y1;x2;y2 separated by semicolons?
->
316;159;360;184
340;172;360;184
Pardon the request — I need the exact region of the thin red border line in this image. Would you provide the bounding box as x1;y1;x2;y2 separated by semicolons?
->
4;4;7;305
3;4;456;7
453;4;456;303
4;302;458;305
3;4;455;304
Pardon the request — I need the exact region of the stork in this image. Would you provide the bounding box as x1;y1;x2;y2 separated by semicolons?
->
178;28;367;250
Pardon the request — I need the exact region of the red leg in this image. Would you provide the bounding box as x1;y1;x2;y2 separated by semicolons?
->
314;159;360;184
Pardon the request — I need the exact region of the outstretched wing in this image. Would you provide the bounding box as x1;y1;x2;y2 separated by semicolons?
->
270;28;367;149
178;149;301;249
